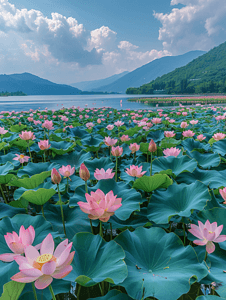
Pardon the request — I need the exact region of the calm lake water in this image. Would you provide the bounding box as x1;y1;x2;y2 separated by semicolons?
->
0;94;178;112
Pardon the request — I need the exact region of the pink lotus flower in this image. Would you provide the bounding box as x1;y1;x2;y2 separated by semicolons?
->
212;133;226;141
197;134;206;141
182;130;195;137
125;165;146;178
0;225;36;262
219;187;226;204
13;154;30;164
61;116;68;122
38;140;51;150
104;137;118;147
51;168;62;184
164;131;175;138
78;189;122;222
59;165;75;178
129;143;140;153
190;120;199;125
79;163;90;181
182;112;187;116
180;122;188;129
11;234;74;289
151;118;162;124
19;131;35;141
33;120;42;125
168;119;175;123
42;120;54;130
106;125;114;130
111;146;123;157
188;220;226;254
94;168;115;180
114;121;124;127
86;122;95;129
163;147;181;157
120;135;130;142
0;127;8;135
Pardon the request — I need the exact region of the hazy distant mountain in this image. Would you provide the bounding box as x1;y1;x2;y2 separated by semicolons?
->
70;71;129;91
0;73;81;95
93;50;206;93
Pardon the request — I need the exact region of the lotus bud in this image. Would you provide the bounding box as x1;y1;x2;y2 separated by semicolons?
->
148;139;157;152
19;122;21;126
51;168;61;184
79;163;90;181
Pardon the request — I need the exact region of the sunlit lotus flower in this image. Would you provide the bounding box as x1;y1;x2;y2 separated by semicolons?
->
182;130;195;137
19;131;35;141
51;168;62;184
13;154;30;164
129;143;140;153
219;187;226;204
42;120;54;130
59;165;75;178
197;134;206;141
11;234;74;289
114;121;124;127
0;127;8;135
111;146;123;157
163;147;181;157
188;220;226;254
125;165;146;178
151;118;162;124
180;122;188;129
182;112;187;116
148;139;157;152
0;225;36;262
104;137;118;147
212;133;226;141
94;168;115;180
106;125;114;130
120;135;130;142
38;140;51;150
164;131;175;138
78;189;122;222
190;120;199;125
79;163;90;181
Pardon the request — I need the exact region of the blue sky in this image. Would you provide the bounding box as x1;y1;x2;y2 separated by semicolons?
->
0;0;225;84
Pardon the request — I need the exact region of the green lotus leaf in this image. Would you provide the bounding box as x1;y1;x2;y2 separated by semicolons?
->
17;162;60;177
160;138;181;149
9;124;27;132
69;127;89;139
50;141;74;155
0;281;25;300
0;203;26;219
212;139;226;156
66;232;127;287
88;290;133;300
83;157;114;180
52;150;91;169
133;174;173;192
147;130;164;142
196;296;225;300
152;155;197;176
8;171;50;189
147;181;210;224
182;138;211;152
10;139;34;150
0;162;15;184
81;135;103;147
0;153;20;167
186;151;220;169
114;227;208;300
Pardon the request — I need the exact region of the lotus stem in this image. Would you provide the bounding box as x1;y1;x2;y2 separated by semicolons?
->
85;181;88;194
99;220;103;238
41;205;46;220
49;284;57;300
99;283;104;296
147;153;149;163
150;153;153;176
204;251;208;262
32;282;38;300
57;184;67;238
90;219;94;234
77;284;81;299
183;221;186;245
115;157;118;182
27;141;33;162
43;151;46;162
66;177;69;193
0;184;8;203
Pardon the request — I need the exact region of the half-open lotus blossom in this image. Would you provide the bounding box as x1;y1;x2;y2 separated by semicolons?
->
180;122;188;129
38;140;51;150
190;120;199;125
59;165;75;178
111;146;123;157
212;133;226;141
0;127;8;135
164;131;175;138
182;130;195;137
0;225;36;262
94;168;115;180
104;137;118;147
19;131;35;141
219;187;226;204
120;135;130;142
197;134;206;141
78;189;122;222
42;120;54;130
114;120;124;127
125;165;146;178
151;118;162;124
51;168;62;184
188;220;226;254
13;154;30;164
129;143;140;153
11;234;74;289
106;125;114;130
163;147;181;157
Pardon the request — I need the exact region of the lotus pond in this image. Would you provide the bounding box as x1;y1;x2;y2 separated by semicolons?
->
1;105;226;300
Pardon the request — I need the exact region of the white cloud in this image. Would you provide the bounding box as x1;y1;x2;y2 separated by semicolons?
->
154;0;226;53
88;26;117;52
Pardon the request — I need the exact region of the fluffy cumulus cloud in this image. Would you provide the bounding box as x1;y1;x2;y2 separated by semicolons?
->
154;0;226;53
